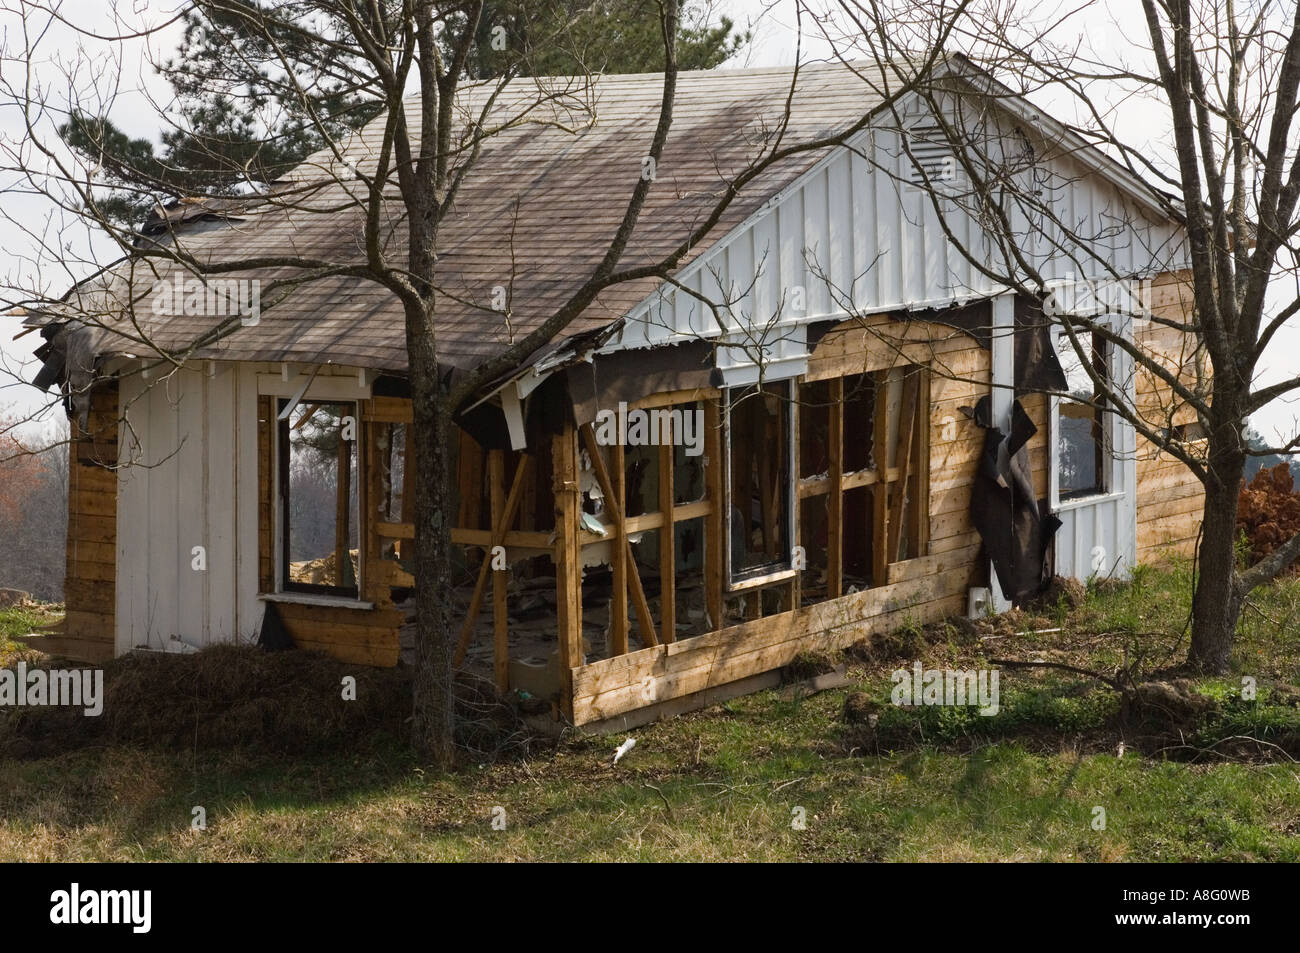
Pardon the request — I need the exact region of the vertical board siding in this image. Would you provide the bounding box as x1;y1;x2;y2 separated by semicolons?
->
116;364;262;654
614;101;1188;379
59;381;119;662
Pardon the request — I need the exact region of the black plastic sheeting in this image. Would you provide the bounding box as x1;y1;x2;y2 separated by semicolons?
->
256;601;294;652
807;295;1069;394
1014;296;1070;393
566;339;716;427
967;394;1062;604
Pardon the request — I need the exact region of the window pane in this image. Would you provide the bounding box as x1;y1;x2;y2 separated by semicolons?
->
728;383;791;577
1057;332;1107;499
283;400;359;592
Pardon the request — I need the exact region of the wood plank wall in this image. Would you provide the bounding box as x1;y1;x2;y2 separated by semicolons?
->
570;315;989;725
59;382;119;662
1135;271;1205;562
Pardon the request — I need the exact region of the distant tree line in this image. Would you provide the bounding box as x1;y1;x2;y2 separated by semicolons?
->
0;413;68;601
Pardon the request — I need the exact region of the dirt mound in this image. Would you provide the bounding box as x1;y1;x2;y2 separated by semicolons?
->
1025;576;1087;612
1127;679;1216;728
0;644;535;761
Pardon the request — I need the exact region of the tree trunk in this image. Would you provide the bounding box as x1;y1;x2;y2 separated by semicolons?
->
406;299;457;768
1187;437;1245;674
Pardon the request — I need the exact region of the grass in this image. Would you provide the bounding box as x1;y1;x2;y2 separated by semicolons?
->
0;564;1298;862
0;601;59;665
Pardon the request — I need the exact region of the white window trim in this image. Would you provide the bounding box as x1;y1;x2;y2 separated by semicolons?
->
271;395;366;602
1049;313;1133;511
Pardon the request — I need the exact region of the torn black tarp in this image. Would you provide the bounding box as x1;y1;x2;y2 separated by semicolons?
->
566;339;716;427
30;320;104;431
1014;296;1070;393
968;394;1061;604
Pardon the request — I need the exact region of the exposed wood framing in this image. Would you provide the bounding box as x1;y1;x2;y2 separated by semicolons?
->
578;423;658;648
553;421;583;714
872;372;893;586
704;398;724;630
658;433;676;644
610;437;629;657
827;377;844;599
452;454;530;666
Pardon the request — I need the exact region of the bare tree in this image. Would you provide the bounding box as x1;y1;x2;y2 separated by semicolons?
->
782;0;1300;673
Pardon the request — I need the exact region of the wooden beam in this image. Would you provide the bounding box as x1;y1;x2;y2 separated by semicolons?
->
490;450;509;693
610;439;629;657
453;455;531;666
911;368;931;557
629;387;720;411
335;434;352;587
620;500;711;533
828;377;844;600
361;414;387;606
658;430;676;644
790;393;801;611
704;398;724;632
397;424;415;560
872;371;892;587
553;424;584;697
888;370;921;561
578;424;658;648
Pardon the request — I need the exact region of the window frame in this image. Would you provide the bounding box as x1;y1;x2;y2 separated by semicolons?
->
275;396;362;599
723;380;798;591
1050;317;1125;510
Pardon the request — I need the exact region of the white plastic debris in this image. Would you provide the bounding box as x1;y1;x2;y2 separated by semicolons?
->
612;737;636;765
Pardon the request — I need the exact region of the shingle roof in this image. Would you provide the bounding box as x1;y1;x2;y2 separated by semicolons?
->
42;61;897;377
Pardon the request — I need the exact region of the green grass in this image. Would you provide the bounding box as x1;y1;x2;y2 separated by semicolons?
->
0;567;1298;862
0;602;57;664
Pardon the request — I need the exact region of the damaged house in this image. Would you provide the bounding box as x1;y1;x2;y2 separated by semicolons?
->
23;58;1204;729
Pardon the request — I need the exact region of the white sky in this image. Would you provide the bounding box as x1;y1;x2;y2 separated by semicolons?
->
2;0;1299;444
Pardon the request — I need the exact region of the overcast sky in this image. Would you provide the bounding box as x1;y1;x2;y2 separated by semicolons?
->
3;0;1299;444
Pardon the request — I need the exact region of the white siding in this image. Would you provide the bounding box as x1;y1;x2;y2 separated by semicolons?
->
114;361;368;654
608;98;1188;384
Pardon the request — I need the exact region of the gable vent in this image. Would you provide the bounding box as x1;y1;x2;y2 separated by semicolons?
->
906;125;958;187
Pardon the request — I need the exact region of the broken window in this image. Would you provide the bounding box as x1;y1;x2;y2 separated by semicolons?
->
1056;331;1109;499
795;366;929;608
726;382;793;583
278;399;359;596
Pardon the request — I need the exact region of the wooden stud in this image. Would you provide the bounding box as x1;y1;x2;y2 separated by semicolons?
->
553;424;584;696
658;425;676;644
828;377;844;599
872;370;892;587
396;424;415;560
578;424;658;648
453;455;531;666
335;430;352;588
888;370;921;561
704;398;724;631
790;393;801;611
489;449;509;692
610;438;629;656
910;368;931;558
